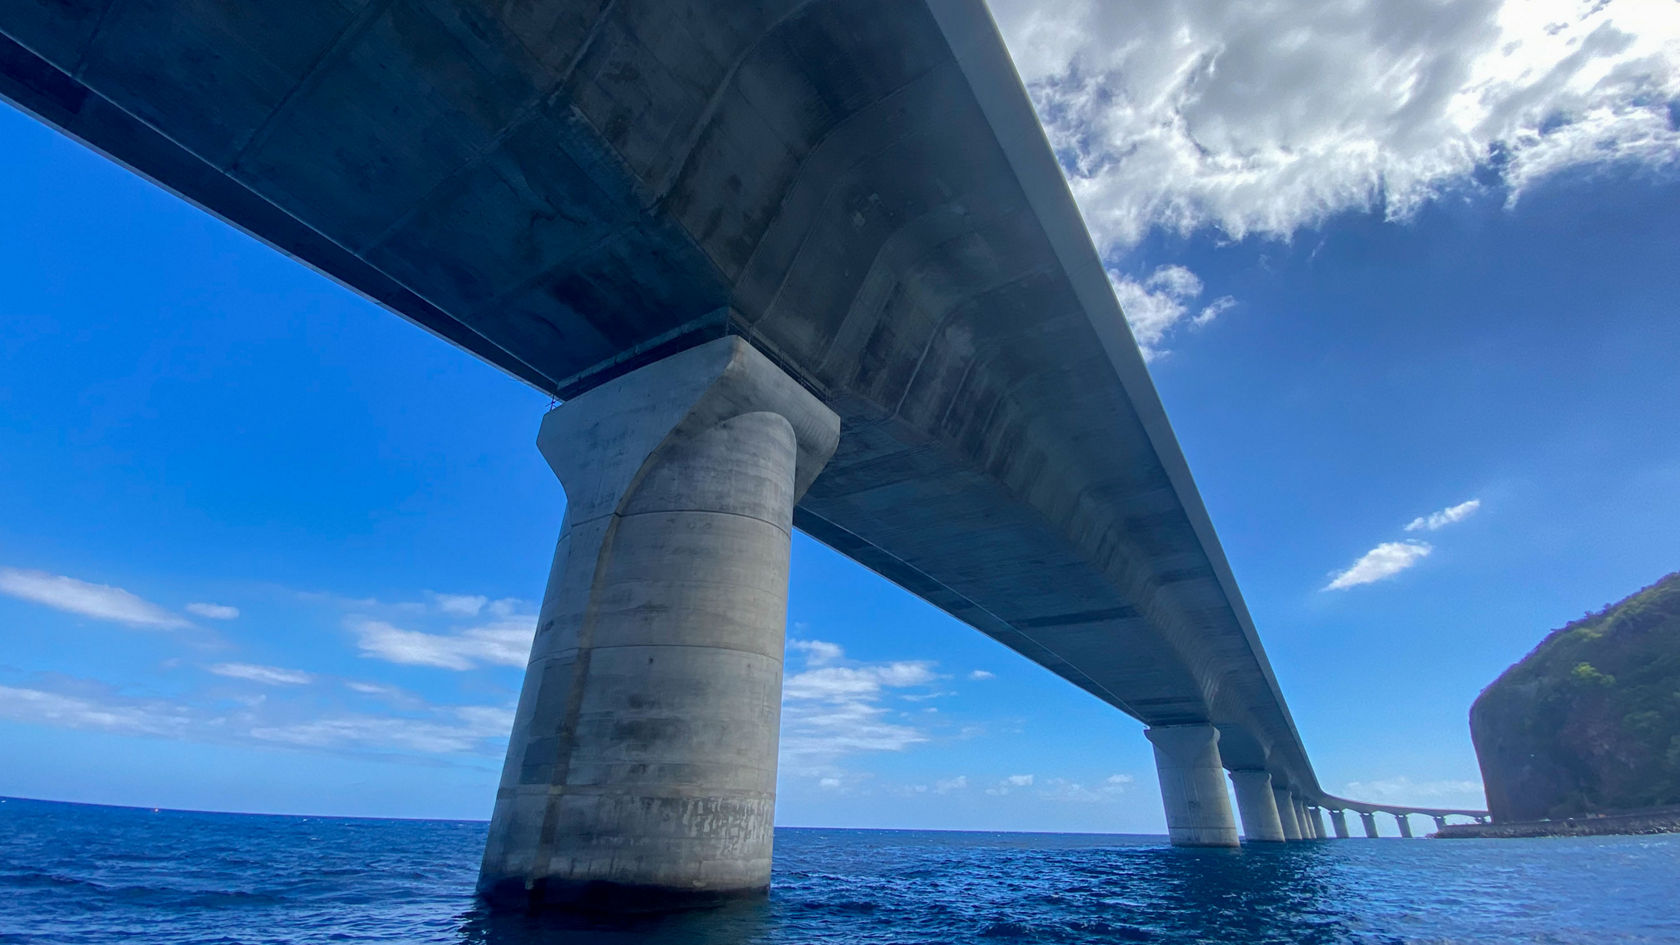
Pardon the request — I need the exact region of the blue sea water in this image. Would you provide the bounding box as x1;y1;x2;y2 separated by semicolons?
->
1;797;1676;944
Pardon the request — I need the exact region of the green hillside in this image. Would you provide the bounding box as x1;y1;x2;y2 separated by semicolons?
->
1470;572;1680;821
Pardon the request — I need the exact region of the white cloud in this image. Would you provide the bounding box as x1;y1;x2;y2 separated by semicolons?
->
0;567;188;629
788;639;844;666
1108;265;1236;360
1324;540;1433;590
990;0;1680;359
248;705;513;755
207;663;314;686
1405;498;1482;532
780;657;940;773
1036;774;1136;803
968;670;996;681
0;684;192;737
428;593;488;617
185;602;239;620
986;773;1038;795
935;775;969;794
1342;776;1486;807
993;0;1680;250
348;615;533;670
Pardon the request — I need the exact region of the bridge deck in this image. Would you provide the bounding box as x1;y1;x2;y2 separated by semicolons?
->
0;0;1431;809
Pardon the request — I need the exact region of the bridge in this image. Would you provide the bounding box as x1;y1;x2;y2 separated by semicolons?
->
0;0;1486;908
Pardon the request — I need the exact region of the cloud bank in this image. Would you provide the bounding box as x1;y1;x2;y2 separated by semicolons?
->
989;0;1680;354
1406;499;1483;532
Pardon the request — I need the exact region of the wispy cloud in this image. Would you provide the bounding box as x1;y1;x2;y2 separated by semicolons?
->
780;640;939;777
0;567;188;629
184;602;238;620
348;615;533;671
1037;773;1135;803
427;593;488;618
0;684;192;737
968;670;995;681
986;773;1036;795
1108;265;1235;360
248;705;513;755
0;674;512;759
1324;541;1432;590
1405;499;1482;532
1343;776;1485;807
207;663;314;686
788;639;843;666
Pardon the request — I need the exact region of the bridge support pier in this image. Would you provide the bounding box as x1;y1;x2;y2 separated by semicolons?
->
1228;770;1287;842
1308;807;1328;839
477;338;840;910
1295;799;1314;839
1433;815;1449;832
1331;809;1350;838
1273;787;1303;840
1360;812;1379;837
1145;725;1240;847
1395;813;1414;838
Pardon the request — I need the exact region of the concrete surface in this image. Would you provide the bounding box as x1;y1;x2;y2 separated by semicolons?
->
1146;725;1240;848
477;338;839;908
1229;770;1286;843
1275;788;1303;841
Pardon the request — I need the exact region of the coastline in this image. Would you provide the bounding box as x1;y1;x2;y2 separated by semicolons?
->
1436;805;1680;839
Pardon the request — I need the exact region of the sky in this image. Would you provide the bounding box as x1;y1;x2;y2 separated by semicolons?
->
2;0;1678;836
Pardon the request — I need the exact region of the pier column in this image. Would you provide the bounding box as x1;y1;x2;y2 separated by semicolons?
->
477;338;841;909
1273;787;1303;840
1360;812;1379;837
1395;813;1414;838
1433;815;1449;832
1145;725;1240;847
1295;799;1313;838
1228;770;1287;842
1308;807;1328;839
1331;809;1350;838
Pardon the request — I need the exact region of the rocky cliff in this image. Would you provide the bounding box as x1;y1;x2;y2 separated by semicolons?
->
1470;572;1680;822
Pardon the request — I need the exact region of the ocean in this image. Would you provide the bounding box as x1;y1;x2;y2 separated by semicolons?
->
1;796;1675;944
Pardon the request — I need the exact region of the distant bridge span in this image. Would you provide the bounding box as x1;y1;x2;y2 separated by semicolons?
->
0;0;1484;907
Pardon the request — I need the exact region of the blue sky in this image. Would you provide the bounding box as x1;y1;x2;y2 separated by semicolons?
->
3;1;1678;834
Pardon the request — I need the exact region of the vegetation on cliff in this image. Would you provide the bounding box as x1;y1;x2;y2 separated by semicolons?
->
1470;572;1680;821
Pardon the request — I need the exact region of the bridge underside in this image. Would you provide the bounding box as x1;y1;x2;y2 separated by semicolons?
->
0;0;1420;882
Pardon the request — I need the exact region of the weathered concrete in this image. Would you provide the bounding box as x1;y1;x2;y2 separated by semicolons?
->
1229;770;1286;843
1395;813;1414;838
1274;788;1303;841
1146;725;1240;847
1308;807;1328;840
1360;812;1380;838
1294;799;1313;839
1330;809;1350;839
478;338;839;909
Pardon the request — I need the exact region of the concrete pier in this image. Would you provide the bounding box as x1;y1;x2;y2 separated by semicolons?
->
1274;788;1304;840
1145;725;1240;847
1331;809;1350;838
1309;807;1329;839
1295;799;1314;839
1361;812;1380;838
1395;813;1414;838
1433;815;1449;832
477;338;840;909
1229;770;1287;842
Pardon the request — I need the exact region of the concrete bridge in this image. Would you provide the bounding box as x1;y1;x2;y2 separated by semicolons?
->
0;0;1486;908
